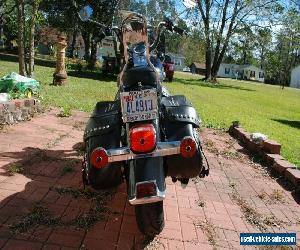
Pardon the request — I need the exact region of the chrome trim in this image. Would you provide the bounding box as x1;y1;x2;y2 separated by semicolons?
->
129;180;166;205
106;141;181;163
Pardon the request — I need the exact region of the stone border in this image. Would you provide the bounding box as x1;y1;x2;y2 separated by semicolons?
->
0;99;43;126
229;123;300;193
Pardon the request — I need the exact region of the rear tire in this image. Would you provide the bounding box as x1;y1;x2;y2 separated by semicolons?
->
135;201;164;237
86;143;123;190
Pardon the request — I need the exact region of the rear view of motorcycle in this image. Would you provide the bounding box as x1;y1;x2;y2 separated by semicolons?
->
79;5;209;237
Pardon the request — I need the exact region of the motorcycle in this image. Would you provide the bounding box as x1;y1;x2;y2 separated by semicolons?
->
79;5;209;237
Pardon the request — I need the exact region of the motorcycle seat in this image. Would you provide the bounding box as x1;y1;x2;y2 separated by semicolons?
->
122;64;158;88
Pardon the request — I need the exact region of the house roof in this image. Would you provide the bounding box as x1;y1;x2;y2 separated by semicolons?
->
191;62;206;69
220;63;264;72
166;53;185;59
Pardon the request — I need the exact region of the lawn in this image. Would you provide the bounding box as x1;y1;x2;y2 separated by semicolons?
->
0;58;299;167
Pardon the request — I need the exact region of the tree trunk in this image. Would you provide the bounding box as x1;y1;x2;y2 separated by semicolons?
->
16;0;25;76
82;31;91;61
260;47;265;69
243;47;247;65
204;0;212;81
207;0;240;82
204;21;212;80
205;42;212;80
211;0;230;79
69;31;77;58
89;41;97;69
211;35;232;82
0;17;3;41
28;0;39;77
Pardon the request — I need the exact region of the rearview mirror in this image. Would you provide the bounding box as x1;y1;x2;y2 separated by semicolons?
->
78;5;93;22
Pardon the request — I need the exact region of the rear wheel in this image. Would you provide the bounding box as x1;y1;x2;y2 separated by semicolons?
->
135;201;164;237
85;142;123;190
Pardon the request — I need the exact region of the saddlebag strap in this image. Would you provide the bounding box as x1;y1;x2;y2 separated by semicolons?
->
161;95;191;107
161;95;201;127
90;101;120;117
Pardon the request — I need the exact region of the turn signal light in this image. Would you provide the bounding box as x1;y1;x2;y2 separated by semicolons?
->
136;182;157;199
180;136;197;158
90;147;109;169
130;124;156;153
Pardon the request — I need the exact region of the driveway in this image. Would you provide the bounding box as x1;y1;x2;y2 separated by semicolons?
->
0;110;299;249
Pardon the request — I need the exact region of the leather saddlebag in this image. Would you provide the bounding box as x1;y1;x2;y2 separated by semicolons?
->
83;101;123;189
161;95;203;178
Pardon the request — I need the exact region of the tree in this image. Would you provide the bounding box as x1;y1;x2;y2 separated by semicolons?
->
16;0;25;75
0;0;16;41
255;27;272;69
182;28;205;65
264;8;300;87
28;0;40;77
229;25;256;65
2;6;18;48
193;0;282;81
165;18;188;54
40;0;121;68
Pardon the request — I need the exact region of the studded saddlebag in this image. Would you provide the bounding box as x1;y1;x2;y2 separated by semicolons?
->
161;95;203;178
83;101;123;189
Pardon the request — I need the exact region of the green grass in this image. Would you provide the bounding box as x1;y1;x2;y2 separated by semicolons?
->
167;73;300;167
0;60;299;167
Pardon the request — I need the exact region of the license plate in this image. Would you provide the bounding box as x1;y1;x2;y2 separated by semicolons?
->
120;90;158;123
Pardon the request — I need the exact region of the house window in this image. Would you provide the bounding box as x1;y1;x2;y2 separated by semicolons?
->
175;59;181;66
259;72;264;78
250;71;255;77
225;68;230;74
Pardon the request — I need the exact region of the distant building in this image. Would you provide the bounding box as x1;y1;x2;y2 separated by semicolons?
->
188;63;265;82
190;62;206;75
218;64;265;82
165;53;186;71
291;65;300;89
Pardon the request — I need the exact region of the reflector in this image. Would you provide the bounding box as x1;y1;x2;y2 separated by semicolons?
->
130;123;156;153
90;147;109;168
180;136;197;158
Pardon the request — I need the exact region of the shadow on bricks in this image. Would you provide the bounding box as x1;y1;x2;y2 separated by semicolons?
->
275;177;300;205
236;146;300;204
0;145;148;249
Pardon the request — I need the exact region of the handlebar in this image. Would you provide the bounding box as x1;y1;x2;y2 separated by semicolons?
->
173;26;186;36
82;14;187;52
149;19;187;52
91;25;121;45
149;22;166;52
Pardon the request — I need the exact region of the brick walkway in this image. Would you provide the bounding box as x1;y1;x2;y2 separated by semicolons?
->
0;110;299;250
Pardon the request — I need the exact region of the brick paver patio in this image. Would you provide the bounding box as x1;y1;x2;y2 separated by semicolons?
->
0;110;299;249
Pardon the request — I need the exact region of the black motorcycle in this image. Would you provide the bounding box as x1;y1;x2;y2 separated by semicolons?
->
79;6;208;237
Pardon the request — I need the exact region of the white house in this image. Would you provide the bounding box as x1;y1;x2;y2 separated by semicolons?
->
165;53;186;71
217;64;265;82
291;65;300;89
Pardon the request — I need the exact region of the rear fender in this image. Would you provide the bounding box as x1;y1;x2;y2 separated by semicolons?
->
126;119;166;205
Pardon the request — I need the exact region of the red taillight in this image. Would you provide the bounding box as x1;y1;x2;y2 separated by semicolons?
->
90;147;108;169
130;124;156;153
136;182;157;199
180;136;197;158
